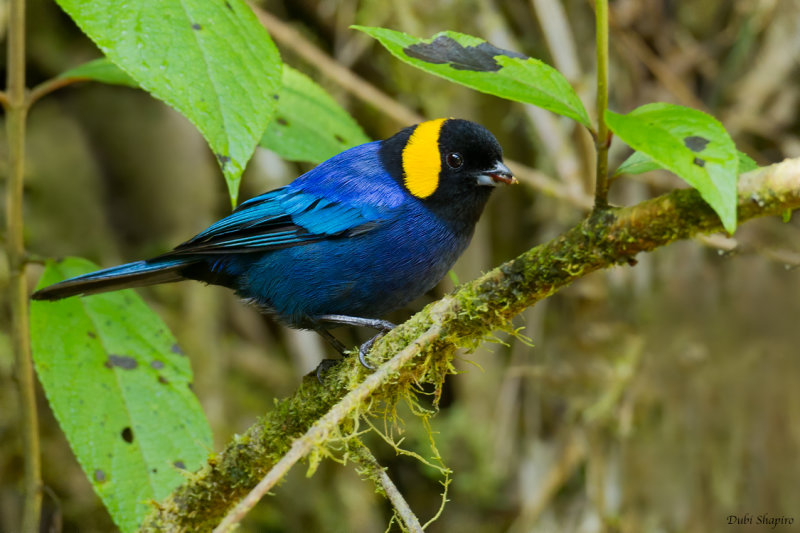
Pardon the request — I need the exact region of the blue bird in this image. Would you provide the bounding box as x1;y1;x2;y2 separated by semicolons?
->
32;118;516;367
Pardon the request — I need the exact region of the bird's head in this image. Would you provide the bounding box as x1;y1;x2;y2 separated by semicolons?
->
380;118;516;227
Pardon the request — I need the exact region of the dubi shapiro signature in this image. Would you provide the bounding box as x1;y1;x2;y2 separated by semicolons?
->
727;513;795;529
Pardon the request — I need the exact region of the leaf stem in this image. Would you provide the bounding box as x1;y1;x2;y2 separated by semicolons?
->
593;0;611;209
5;0;40;530
28;76;86;107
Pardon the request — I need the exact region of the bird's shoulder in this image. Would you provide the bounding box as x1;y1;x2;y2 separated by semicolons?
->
172;140;411;254
286;140;406;208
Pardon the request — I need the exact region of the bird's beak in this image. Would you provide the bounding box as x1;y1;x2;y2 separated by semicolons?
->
477;161;517;187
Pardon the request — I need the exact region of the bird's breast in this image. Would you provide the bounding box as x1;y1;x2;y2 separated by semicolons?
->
237;203;475;327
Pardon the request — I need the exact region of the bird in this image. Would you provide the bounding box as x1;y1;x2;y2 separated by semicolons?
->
32;118;516;368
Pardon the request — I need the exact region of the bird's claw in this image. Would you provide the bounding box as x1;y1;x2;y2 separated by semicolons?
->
358;324;395;370
314;358;340;383
314;317;396;374
358;336;379;370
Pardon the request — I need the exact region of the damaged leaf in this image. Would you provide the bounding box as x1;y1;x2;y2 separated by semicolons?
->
355;26;591;128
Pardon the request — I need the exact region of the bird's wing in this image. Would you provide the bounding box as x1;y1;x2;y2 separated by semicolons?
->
169;143;406;255
167;189;382;254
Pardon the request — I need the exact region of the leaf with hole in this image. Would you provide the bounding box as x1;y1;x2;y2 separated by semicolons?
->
55;0;282;206
31;258;212;533
354;26;591;128
607;103;739;233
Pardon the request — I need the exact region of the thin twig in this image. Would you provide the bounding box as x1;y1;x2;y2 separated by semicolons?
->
530;0;581;81
696;233;800;268
508;161;593;208
593;0;610;209
528;0;595;202
5;0;40;530
507;430;586;533
211;327;442;533
613;31;707;112
350;440;424;533
254;6;421;126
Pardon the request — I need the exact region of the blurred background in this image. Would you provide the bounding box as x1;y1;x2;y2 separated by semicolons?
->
2;0;800;531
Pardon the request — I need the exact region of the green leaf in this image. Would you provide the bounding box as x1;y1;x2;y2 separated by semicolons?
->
61;60;369;166
354;26;591;128
31;258;212;533
614;150;663;176
617;149;758;178
606;103;739;233
59;57;139;88
55;0;282;206
737;150;758;173
260;66;370;163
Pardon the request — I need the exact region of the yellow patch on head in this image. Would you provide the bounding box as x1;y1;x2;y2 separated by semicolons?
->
402;118;447;199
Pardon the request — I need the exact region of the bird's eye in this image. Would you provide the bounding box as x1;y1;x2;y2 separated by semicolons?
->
446;152;464;169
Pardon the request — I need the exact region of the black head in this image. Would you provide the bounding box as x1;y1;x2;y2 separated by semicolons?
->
379;118;515;230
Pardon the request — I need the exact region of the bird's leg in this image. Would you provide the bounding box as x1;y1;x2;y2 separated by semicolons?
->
314;327;348;355
316;315;396;370
317;315;396;332
313;327;348;382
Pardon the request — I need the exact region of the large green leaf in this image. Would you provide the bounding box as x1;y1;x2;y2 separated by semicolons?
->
606;103;739;233
57;59;370;178
31;258;212;532
355;26;591;128
55;0;282;206
260;66;370;163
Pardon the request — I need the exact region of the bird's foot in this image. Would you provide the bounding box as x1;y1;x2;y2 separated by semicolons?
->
356;322;396;370
314;358;341;383
357;335;380;370
314;315;396;371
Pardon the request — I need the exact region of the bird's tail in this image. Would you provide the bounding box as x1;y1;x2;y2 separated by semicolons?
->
31;257;192;301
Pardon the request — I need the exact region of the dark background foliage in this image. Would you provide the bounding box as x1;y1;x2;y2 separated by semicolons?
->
2;0;799;531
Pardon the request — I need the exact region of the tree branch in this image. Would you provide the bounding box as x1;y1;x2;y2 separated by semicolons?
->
142;157;800;531
209;328;441;533
5;0;42;529
349;441;424;533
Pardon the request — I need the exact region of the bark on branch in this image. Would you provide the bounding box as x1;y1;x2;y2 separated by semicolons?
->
142;157;800;531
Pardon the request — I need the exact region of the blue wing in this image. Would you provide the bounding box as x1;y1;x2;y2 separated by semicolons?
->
171;141;407;255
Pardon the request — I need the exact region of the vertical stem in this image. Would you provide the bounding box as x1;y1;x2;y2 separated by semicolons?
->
5;0;40;530
349;441;424;533
593;0;610;209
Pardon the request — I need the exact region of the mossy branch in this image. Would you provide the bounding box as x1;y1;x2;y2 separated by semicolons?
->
143;158;800;531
